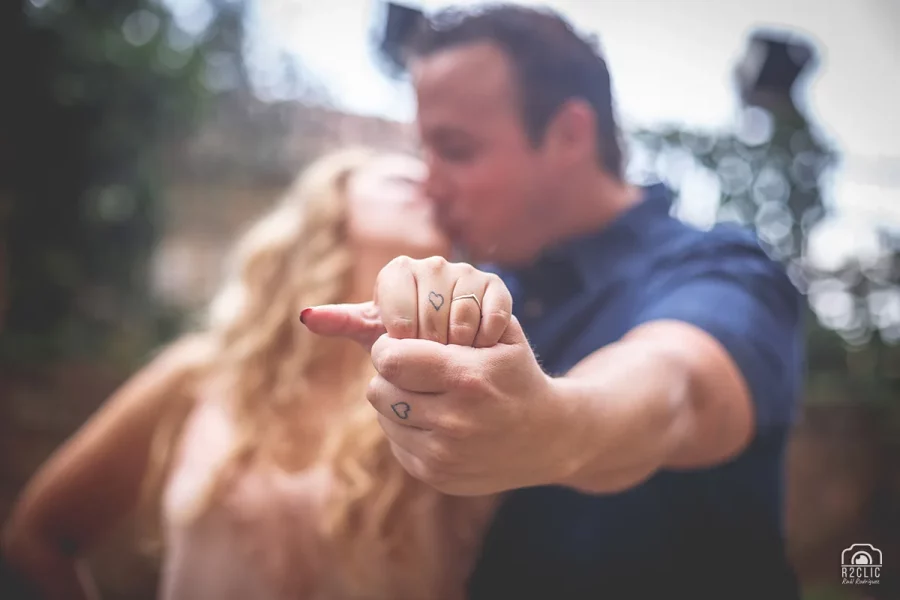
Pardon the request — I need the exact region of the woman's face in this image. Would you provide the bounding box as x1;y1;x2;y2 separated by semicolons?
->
346;155;451;259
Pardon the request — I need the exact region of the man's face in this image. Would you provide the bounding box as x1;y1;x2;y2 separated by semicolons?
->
412;43;551;265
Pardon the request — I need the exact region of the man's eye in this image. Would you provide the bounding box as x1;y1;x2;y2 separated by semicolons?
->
439;145;476;162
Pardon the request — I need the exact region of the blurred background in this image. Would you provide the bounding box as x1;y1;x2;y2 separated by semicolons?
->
0;0;897;598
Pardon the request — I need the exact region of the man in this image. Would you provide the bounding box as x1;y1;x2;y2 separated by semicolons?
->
303;5;804;599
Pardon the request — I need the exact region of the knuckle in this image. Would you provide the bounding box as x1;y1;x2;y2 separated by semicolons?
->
449;319;478;339
365;377;380;403
483;308;512;331
378;256;411;287
388;255;414;270
488;306;512;322
486;272;504;286
453;368;484;393
420;255;447;274
420;458;451;486
423;329;445;344
426;441;455;469
393;447;425;481
375;349;403;381
385;315;416;338
438;415;470;441
409;456;437;484
422;465;444;486
458;262;479;276
417;468;440;487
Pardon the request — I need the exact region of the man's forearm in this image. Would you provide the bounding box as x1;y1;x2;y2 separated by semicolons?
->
547;335;697;494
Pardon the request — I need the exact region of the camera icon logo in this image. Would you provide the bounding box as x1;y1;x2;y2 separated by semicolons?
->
841;543;882;586
842;543;882;568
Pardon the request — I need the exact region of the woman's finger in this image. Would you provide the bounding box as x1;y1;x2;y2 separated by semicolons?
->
299;301;385;351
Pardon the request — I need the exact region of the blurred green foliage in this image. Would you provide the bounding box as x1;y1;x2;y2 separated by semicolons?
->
0;0;249;369
629;100;900;420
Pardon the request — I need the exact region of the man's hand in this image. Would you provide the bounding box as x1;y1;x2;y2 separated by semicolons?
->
301;255;764;498
300;256;582;496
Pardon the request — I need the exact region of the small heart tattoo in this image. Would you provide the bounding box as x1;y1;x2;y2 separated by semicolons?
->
391;402;411;420
428;291;444;311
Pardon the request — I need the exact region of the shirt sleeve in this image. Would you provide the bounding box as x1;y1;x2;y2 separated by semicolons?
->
633;234;806;433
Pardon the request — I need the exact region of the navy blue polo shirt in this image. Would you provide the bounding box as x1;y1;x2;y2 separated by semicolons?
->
468;184;805;600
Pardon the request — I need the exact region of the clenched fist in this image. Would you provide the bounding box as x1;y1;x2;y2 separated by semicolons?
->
300;256;580;496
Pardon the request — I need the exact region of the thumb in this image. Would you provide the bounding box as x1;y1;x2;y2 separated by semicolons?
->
299;301;386;352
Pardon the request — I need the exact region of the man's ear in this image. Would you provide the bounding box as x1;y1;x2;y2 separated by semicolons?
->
543;99;597;165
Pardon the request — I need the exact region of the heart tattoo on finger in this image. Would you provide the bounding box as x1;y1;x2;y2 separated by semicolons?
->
391;402;411;420
428;291;444;311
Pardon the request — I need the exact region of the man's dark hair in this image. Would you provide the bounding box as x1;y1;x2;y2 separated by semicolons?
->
409;4;624;180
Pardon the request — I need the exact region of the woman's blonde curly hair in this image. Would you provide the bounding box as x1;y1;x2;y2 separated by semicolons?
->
139;147;491;598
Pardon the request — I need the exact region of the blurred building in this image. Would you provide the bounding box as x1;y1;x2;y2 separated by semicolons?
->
152;100;416;310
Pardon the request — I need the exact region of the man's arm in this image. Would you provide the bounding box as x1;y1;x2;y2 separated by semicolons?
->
551;320;755;493
299;249;803;498
550;257;803;494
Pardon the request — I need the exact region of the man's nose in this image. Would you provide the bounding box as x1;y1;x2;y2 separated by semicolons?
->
422;153;451;207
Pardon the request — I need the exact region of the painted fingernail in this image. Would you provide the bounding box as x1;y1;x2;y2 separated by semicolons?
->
299;308;311;324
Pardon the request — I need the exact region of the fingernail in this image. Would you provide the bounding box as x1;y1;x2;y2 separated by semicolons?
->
299;308;311;324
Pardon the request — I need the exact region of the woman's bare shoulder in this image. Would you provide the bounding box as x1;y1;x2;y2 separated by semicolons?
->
114;333;217;406
147;333;216;379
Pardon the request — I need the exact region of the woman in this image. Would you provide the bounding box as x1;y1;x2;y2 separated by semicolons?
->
1;148;498;600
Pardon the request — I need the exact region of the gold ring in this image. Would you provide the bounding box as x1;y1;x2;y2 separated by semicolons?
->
452;293;482;311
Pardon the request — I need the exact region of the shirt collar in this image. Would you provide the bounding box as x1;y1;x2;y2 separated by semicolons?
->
520;183;674;291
